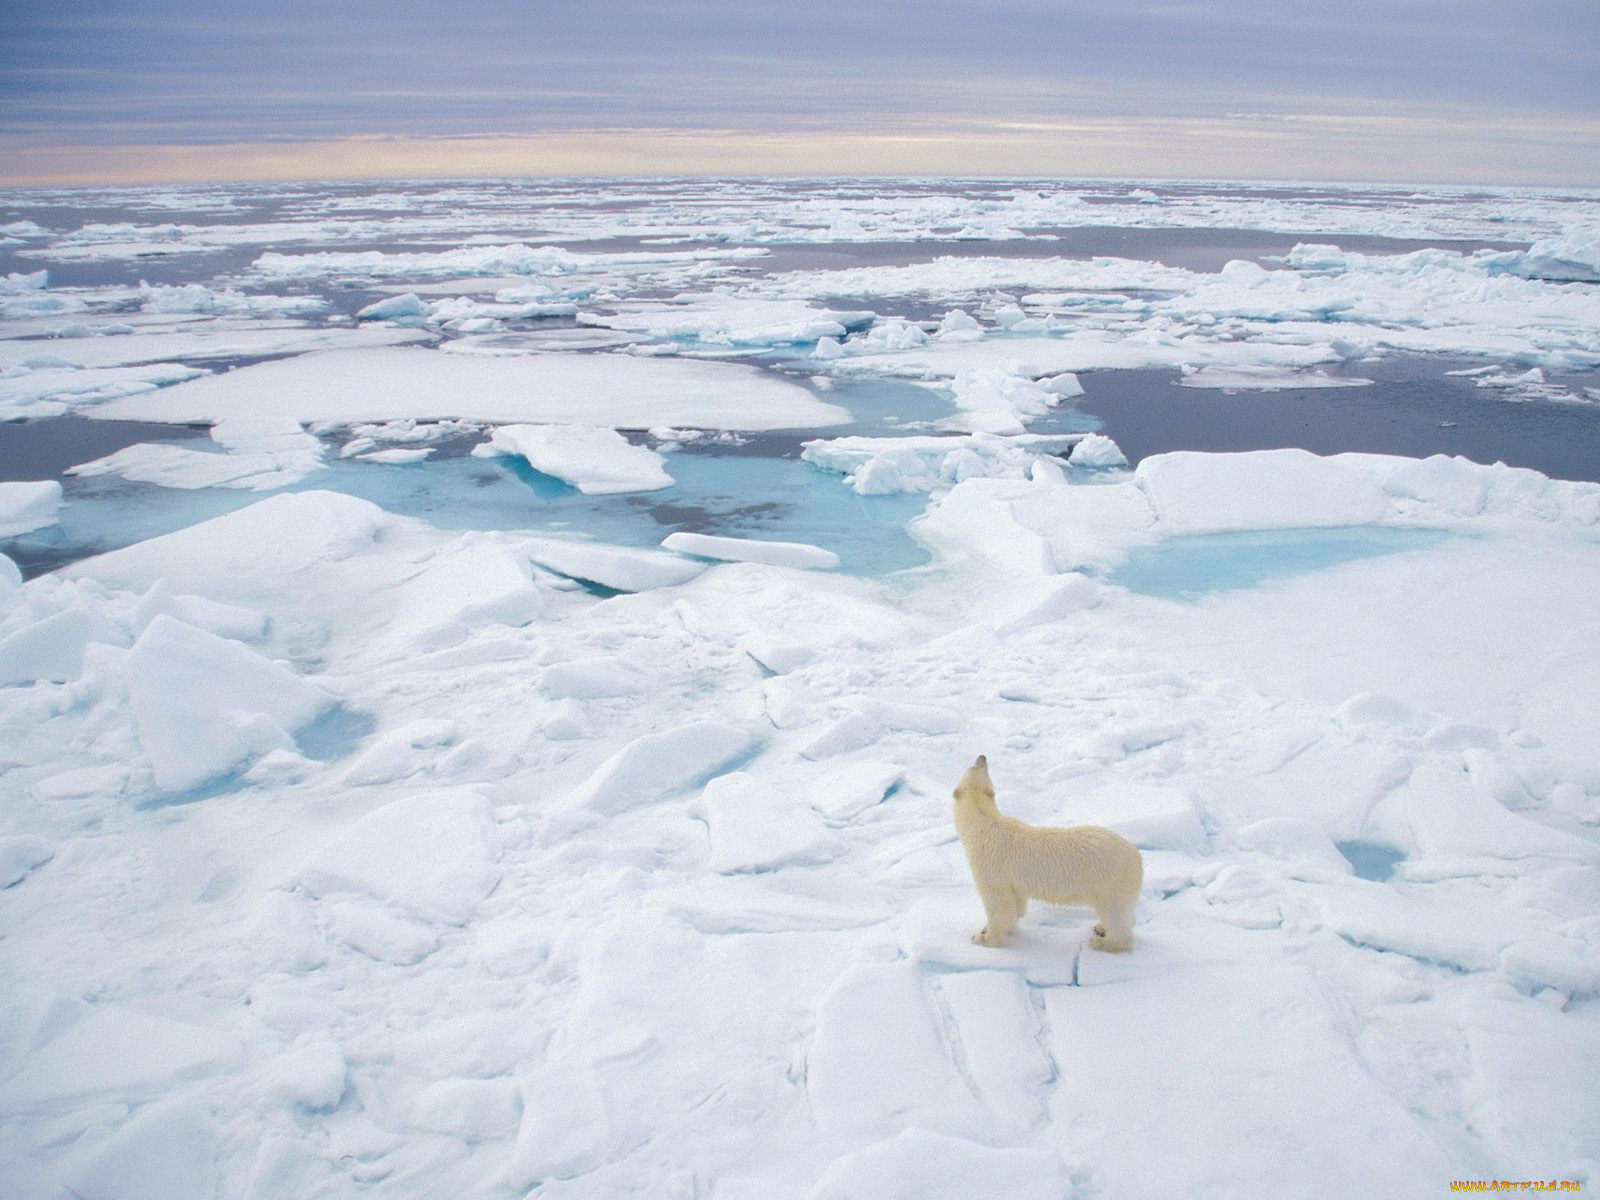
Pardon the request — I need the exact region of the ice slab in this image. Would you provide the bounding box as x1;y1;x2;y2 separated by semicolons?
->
474;425;672;494
661;531;838;569
524;538;705;593
68;416;325;492
128;615;336;792
93;346;850;430
298;790;500;925
67;490;393;594
1179;363;1372;390
557;722;762;820
0;322;425;370
0;361;206;421
694;771;833;873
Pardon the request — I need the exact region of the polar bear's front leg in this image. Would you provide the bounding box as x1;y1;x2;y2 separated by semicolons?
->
973;883;1022;946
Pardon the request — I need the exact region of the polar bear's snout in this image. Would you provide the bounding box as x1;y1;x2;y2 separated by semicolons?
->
952;754;1144;953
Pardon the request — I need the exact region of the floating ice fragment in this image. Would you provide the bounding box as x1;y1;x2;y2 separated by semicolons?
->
475;424;672;493
1069;432;1127;468
355;292;429;324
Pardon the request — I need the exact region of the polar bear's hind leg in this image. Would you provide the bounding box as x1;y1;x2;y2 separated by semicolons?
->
1090;901;1135;953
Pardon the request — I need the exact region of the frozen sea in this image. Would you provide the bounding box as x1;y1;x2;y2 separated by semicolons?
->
1;178;1599;1198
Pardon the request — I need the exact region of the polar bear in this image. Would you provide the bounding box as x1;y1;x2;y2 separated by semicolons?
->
953;755;1143;952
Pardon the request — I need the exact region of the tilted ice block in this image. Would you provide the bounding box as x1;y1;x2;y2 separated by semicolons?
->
0;606;98;686
298;790;500;925
1068;431;1127;468
661;531;839;569
382;539;546;651
0;479;62;538
69;490;393;596
558;721;763;819
912;480;1057;574
127;615;336;792
508;1059;611;1187
524;538;705;593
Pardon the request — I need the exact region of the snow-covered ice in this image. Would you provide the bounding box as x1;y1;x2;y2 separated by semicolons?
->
91;346;850;430
3;178;1599;1200
472;425;672;494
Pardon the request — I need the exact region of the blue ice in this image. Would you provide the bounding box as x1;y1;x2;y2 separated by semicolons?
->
1106;526;1453;601
1336;840;1406;882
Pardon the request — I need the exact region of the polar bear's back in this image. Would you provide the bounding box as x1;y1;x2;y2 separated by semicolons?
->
995;821;1143;908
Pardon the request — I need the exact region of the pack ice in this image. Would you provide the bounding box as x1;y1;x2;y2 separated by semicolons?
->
2;179;1599;1200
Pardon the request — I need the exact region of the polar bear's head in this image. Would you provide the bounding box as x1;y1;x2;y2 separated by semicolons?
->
953;755;997;811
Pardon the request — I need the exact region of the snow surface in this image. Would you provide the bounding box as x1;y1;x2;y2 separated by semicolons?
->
4;179;1600;1200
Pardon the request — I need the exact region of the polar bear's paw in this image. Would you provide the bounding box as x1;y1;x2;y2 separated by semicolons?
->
1089;923;1133;953
973;929;1007;947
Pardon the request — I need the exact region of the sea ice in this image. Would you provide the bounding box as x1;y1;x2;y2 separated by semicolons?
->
694;771;833;872
94;346;850;430
298;791;500;925
0;480;63;538
127;615;335;792
660;531;839;569
69;416;326;491
808;1128;1067;1200
473;425;672;494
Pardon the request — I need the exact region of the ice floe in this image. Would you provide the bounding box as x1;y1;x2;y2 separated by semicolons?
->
472;425;672;494
92;346;850;429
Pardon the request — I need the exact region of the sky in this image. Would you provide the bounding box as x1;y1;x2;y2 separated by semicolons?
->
2;0;1597;187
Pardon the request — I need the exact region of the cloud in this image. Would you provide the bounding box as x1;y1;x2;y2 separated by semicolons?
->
2;0;1596;183
6;112;1596;187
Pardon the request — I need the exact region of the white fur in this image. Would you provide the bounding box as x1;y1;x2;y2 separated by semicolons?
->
952;755;1144;952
